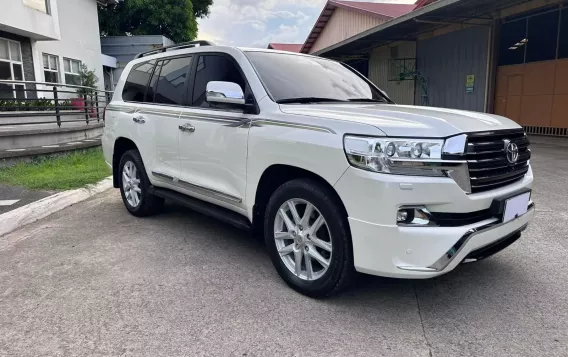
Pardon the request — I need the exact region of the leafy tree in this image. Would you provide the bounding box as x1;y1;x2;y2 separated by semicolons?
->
98;0;213;43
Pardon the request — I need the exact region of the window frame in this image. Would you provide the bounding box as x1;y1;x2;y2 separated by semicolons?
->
63;58;81;86
187;51;259;114
151;55;194;107
121;59;157;104
0;38;26;99
42;53;60;84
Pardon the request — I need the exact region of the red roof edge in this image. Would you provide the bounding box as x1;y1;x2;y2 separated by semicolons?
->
267;43;303;52
414;0;437;9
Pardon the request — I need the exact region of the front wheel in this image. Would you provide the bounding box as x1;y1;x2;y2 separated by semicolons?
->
264;179;355;298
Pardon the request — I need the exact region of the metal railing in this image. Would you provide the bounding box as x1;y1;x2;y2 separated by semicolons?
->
0;80;114;128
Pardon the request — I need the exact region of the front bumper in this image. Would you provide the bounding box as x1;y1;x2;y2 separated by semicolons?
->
334;166;534;278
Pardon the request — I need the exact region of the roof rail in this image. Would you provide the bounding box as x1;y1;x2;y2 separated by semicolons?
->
134;40;215;59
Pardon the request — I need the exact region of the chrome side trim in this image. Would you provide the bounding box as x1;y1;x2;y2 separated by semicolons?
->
152;171;174;181
137;109;181;118
397;202;534;273
252;119;336;134
106;105;137;114
178;179;242;203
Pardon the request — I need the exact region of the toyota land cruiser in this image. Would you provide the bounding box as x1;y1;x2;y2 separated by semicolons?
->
102;41;534;297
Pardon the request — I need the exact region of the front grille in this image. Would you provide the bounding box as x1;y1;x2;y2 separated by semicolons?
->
466;130;531;194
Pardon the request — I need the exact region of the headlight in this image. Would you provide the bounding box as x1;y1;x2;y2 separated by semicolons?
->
344;136;446;176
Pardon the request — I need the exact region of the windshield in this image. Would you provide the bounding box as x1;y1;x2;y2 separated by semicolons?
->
245;51;390;104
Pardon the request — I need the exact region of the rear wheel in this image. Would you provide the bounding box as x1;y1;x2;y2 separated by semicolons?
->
264;179;355;298
118;150;164;217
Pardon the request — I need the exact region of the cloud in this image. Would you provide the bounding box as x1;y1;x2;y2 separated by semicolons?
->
198;0;416;48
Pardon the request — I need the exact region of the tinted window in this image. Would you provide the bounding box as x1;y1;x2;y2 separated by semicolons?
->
192;55;246;108
122;60;156;102
146;61;162;103
246;51;386;103
526;10;559;63
499;20;527;66
154;56;192;105
559;8;568;59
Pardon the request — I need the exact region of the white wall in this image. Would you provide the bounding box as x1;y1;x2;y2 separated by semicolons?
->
32;0;104;96
0;0;61;41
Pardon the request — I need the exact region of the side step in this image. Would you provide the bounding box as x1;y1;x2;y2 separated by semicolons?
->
149;186;252;231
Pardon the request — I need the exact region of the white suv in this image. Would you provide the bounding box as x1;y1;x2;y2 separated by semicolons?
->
102;41;534;297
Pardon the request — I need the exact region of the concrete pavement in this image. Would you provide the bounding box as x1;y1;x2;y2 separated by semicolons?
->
0;143;567;357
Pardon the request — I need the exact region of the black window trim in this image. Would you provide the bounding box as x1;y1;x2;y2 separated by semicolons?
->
187;51;259;115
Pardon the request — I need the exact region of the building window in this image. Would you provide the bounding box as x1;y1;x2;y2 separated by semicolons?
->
498;19;527;66
526;10;559;63
499;7;566;65
43;53;60;83
23;0;49;14
0;38;26;99
63;58;81;85
559;8;568;59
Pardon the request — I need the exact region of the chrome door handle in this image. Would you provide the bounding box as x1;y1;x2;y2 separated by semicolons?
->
179;124;195;133
133;115;146;124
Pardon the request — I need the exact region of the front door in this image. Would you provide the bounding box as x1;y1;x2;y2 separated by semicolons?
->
177;54;253;210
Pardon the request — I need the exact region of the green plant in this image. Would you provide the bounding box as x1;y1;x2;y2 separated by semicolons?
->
76;64;99;97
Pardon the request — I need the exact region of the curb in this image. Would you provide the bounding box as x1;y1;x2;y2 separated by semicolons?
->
0;176;114;238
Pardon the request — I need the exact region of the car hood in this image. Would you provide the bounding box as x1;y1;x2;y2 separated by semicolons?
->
279;103;520;137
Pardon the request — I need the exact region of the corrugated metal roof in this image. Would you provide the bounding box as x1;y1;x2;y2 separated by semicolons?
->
267;43;303;52
333;1;416;18
301;0;416;53
314;0;533;57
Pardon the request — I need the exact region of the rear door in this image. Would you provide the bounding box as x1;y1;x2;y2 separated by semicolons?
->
134;55;193;183
176;53;255;210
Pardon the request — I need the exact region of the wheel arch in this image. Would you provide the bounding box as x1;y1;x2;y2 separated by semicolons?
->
252;164;349;232
112;137;139;188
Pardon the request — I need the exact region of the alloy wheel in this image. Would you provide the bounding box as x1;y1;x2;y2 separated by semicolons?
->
122;161;141;208
273;198;333;281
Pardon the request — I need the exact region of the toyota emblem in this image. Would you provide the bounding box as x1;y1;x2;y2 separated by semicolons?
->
503;140;519;164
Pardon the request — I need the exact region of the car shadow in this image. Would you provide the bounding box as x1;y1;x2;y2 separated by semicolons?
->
156;201;529;314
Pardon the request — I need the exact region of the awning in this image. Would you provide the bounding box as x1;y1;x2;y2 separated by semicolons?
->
314;0;552;58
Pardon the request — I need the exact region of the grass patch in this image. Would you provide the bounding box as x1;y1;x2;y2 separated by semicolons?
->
0;148;111;190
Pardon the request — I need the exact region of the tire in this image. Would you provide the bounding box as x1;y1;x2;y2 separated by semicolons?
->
264;179;355;298
118;149;164;217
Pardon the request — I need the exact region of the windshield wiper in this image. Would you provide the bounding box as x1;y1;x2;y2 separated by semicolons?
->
276;97;348;104
347;98;386;103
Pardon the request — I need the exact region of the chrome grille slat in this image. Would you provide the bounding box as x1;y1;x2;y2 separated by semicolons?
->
465;130;530;193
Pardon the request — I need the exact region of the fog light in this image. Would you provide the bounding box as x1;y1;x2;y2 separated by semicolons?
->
397;207;437;226
397;210;409;222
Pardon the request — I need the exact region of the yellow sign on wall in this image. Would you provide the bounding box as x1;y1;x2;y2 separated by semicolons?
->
466;75;475;93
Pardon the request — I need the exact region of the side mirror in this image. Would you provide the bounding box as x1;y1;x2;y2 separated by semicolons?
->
206;81;245;106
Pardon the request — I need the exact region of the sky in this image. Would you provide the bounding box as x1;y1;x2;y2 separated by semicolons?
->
197;0;416;48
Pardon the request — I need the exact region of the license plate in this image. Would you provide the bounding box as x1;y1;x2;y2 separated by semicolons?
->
503;192;530;223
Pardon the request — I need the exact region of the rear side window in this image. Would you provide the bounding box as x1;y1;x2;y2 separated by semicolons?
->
122;60;156;102
192;55;246;108
154;56;192;105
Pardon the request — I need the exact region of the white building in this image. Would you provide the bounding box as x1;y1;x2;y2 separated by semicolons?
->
0;0;117;99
